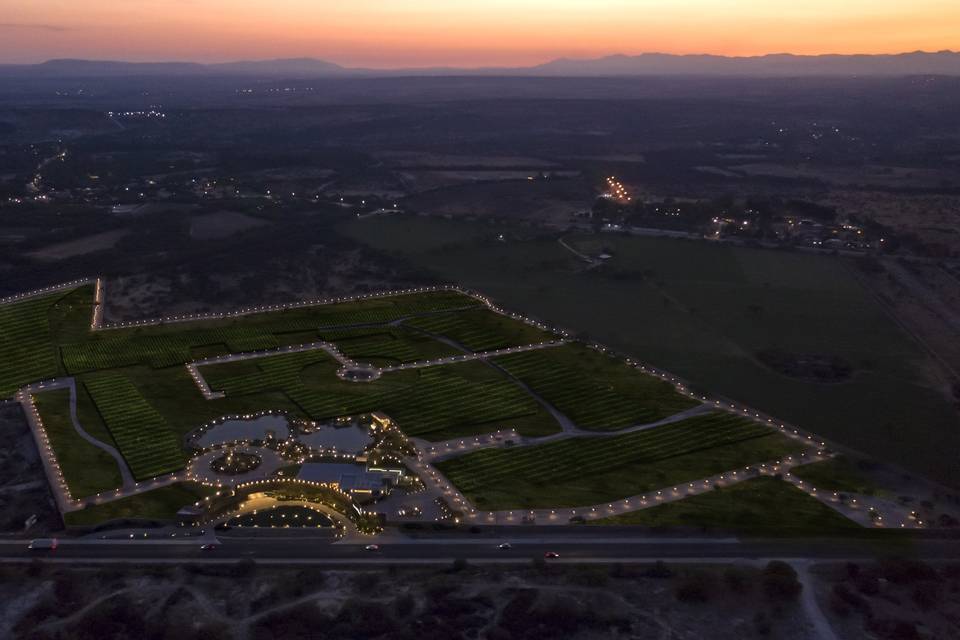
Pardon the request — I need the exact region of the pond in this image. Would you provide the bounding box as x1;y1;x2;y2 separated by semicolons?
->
298;423;374;455
196;414;290;448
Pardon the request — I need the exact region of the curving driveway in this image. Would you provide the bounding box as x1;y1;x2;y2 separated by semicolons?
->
25;378;135;489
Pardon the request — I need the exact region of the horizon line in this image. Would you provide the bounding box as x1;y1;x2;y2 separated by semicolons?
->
2;48;959;70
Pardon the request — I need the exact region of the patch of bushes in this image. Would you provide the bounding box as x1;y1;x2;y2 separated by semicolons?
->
761;561;802;601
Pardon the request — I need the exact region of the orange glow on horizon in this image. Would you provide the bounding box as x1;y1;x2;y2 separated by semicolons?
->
0;1;957;66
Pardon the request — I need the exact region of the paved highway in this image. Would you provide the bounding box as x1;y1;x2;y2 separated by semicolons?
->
2;534;958;565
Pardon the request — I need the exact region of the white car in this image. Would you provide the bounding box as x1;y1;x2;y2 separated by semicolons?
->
498;542;512;550
364;544;381;552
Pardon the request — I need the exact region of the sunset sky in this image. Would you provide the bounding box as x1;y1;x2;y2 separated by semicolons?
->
0;0;957;67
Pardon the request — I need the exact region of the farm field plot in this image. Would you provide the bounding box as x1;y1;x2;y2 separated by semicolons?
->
437;412;807;510
202;351;559;440
341;216;960;488
165;288;481;337
0;292;66;396
317;327;459;364
493;343;698;431
122;364;302;439
789;457;885;497
592;476;861;535
82;372;184;480
32;389;123;498
378;365;554;439
58;290;481;376
403;308;558;352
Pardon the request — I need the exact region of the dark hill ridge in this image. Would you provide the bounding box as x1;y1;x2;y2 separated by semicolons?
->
530;51;960;76
0;51;958;78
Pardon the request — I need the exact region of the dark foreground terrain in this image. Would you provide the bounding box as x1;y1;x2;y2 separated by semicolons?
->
3;558;958;639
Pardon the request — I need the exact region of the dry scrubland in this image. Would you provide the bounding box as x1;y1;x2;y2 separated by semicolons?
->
1;561;830;640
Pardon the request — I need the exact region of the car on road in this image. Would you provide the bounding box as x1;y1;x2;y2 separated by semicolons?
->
544;551;560;559
364;544;381;552
200;543;218;551
498;542;512;550
28;538;58;551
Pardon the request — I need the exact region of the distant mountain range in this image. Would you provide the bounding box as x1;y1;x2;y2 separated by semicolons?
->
1;51;959;78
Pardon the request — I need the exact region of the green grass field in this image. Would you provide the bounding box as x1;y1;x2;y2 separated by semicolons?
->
318;326;460;364
0;285;529;493
32;388;123;498
403;308;557;352
63;483;217;527
202;350;560;440
789;456;885;497
437;412;807;509
59;289;480;375
493;343;698;430
82;372;184;480
1;257;938;532
0;293;64;396
591;476;862;535
340;215;960;488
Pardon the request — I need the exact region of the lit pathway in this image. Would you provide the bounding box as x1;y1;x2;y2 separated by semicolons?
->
185;339;568;399
17;376;189;513
417;404;714;464
15;382;188;514
17;384;76;514
185;445;286;488
23;378;135;489
94;285;481;331
0;278;95;307
413;451;830;526
205;496;361;540
17;378;188;514
408;440;924;529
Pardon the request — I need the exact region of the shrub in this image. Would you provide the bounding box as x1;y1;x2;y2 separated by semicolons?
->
866;618;920;640
880;559;938;585
753;611;772;636
567;566;609;587
675;571;715;603
828;591;852;617
646;560;673;578
762;561;802;601
352;571;382;590
854;571;880;595
832;583;872;616
723;566;752;594
332;598;399;638
911;581;942;611
393;592;416;617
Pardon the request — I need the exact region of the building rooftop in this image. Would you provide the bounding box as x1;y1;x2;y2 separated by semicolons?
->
298;462;393;494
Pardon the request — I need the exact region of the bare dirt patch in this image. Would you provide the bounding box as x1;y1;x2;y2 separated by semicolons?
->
189;211;266;240
28;230;128;261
